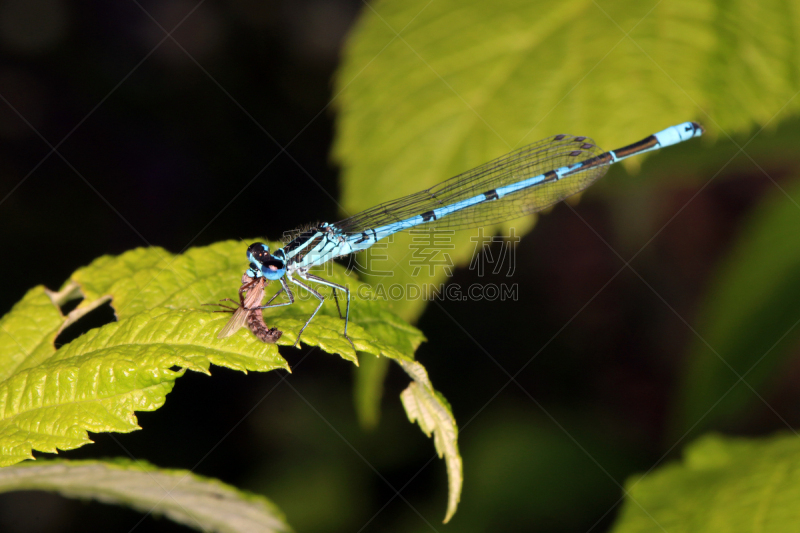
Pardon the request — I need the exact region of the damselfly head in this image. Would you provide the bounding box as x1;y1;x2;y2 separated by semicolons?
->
247;242;271;265
246;242;286;280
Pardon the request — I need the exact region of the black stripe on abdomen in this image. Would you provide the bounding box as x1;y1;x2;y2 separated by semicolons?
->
612;135;658;158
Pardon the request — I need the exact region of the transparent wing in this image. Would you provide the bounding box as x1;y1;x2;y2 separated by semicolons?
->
334;134;608;234
217;307;250;339
216;277;267;339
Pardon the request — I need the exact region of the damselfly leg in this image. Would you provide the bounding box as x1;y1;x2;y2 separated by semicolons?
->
303;273;351;347
254;274;353;350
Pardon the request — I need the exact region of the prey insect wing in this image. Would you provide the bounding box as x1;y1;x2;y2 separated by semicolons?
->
206;276;282;343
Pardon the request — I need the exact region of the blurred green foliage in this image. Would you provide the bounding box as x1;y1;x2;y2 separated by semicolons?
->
613;433;800;532
0;459;291;533
331;0;800;531
333;0;800;320
671;177;800;441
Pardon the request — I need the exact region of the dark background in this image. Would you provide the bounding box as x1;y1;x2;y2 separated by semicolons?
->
1;1;797;532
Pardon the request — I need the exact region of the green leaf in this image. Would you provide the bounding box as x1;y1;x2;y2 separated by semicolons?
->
399;360;462;523
611;433;800;533
69;240;424;363
669;177;800;439
0;305;288;467
0;287;64;382
333;0;795;319
0;459;291;533
0;240;423;465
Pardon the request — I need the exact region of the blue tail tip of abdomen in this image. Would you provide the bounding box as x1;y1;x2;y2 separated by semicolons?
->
654;121;704;147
